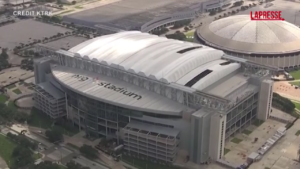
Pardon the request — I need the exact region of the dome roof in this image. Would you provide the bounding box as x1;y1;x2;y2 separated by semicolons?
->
196;15;300;54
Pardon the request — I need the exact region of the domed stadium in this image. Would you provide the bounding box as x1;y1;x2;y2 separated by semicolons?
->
196;15;300;69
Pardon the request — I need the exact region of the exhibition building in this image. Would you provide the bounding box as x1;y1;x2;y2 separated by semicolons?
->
196;15;300;69
33;31;278;164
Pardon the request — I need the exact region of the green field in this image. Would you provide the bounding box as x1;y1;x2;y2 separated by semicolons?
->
293;102;300;110
224;148;230;155
0;134;16;166
56;10;74;16
184;30;195;37
75;6;83;9
0;94;8;103
231;137;243;144
6;84;16;89
184;30;195;42
242;129;252;135
12;89;22;95
253;119;264;127
290;70;300;80
33;153;42;160
289;81;300;86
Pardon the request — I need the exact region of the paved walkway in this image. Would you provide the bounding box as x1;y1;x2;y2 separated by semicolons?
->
0;157;8;169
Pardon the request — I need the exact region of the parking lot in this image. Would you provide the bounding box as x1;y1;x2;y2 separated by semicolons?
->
0;67;33;87
0;19;71;50
224;119;285;166
44;36;88;50
249;120;300;169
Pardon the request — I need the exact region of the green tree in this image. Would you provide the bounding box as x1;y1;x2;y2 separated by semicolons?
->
79;144;98;159
33;161;61;169
11;146;35;168
45;127;63;143
67;161;90;169
166;31;186;41
0;48;9;59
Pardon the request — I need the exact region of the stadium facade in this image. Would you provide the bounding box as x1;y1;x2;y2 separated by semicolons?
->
33;31;277;164
196;15;300;70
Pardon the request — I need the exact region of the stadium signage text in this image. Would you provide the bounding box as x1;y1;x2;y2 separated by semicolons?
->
71;74;142;100
99;82;142;101
250;11;284;21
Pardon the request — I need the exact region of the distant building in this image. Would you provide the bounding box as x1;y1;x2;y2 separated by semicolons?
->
196;15;300;70
5;0;32;6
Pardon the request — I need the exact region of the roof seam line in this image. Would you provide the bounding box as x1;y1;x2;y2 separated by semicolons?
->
230;20;252;40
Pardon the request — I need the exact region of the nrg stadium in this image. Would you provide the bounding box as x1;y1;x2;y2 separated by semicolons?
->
33;31;278;165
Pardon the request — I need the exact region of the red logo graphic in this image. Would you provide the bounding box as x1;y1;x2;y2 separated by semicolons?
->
250;11;284;21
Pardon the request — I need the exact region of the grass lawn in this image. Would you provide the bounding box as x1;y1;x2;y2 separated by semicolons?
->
242;129;252;135
184;30;195;37
224;148;230;155
289;81;299;86
12;89;22;95
184;30;195;42
231;137;243;144
0;94;8;103
75;6;83;9
122;155;180;169
289;70;300;80
253;119;264;127
0;134;16;167
33;153;42;160
293;102;300;110
296;130;300;136
56;10;74;16
264;167;271;169
6;84;16;89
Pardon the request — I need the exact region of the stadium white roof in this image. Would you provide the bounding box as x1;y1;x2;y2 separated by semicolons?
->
69;31;241;91
51;65;191;115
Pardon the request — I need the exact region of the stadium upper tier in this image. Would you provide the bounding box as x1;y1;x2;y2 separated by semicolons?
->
69;31;241;91
197;15;300;55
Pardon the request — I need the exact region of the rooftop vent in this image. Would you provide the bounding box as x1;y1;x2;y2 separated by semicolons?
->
177;46;202;54
220;61;231;66
185;69;212;87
